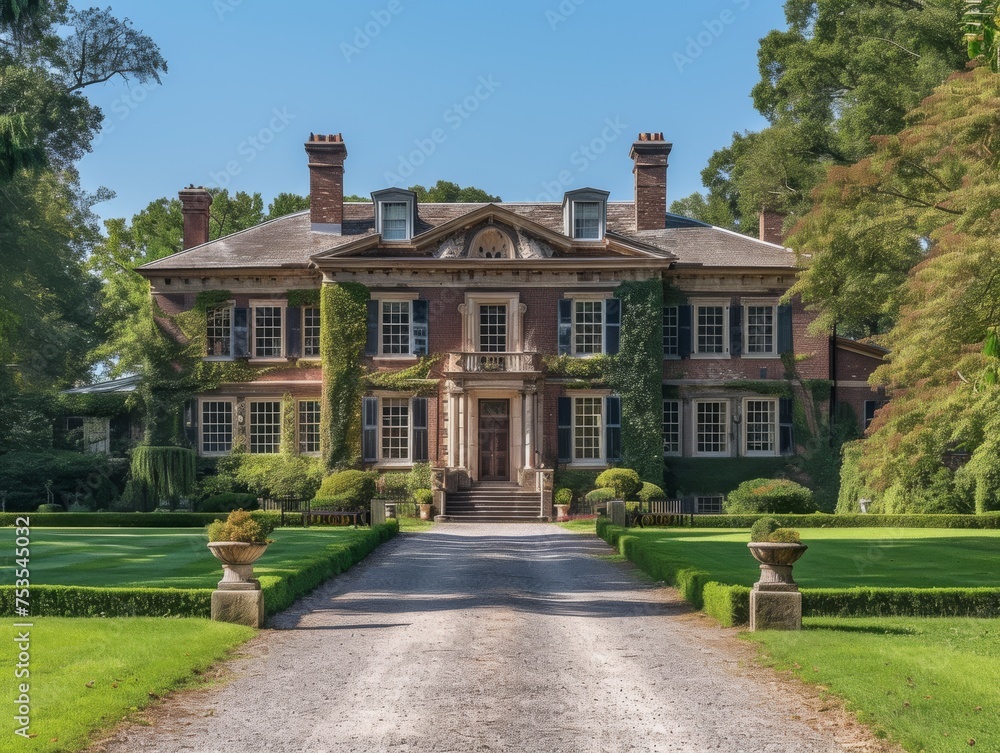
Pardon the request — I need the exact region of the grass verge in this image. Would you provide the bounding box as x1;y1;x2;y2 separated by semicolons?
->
745;617;1000;752
1;617;254;753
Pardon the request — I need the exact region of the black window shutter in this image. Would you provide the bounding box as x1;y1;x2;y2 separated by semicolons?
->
558;299;573;356
412;300;429;356
864;400;877;429
605;298;621;355
778;304;793;354
233;307;250;357
412;397;428;462
779;397;794;455
729;302;743;357
557;396;572;462
286;306;301;358
362;397;378;463
606;395;621;462
365;300;379;356
678;305;693;358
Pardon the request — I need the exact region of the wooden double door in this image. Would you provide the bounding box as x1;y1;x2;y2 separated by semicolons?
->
478;399;510;482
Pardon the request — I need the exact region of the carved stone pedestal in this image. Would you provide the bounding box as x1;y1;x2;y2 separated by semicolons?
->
750;588;802;631
211;589;264;628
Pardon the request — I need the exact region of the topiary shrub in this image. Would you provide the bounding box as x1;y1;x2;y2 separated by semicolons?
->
554;487;573;506
36;503;64;513
228;453;323;501
585;488;617;504
555;469;601;502
750;517;781;542
726;478;816;515
638;482;665;504
406;463;432;498
595;468;642;500
413;488;433;506
205;509;277;543
197;493;259;513
769;528;802;543
375;472;409;500
315;470;376;508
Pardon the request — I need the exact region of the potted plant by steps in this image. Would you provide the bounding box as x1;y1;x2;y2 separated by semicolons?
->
554;487;572;521
747;517;807;591
414;488;434;520
206;509;277;591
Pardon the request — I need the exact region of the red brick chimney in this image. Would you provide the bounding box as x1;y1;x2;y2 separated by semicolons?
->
759;209;787;245
630;132;672;231
305;133;347;234
179;186;213;250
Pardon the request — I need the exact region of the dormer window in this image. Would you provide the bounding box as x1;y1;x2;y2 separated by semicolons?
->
563;188;609;241
372;188;417;242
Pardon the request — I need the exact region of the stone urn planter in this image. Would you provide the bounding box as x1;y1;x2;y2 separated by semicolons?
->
554;504;570;522
419;503;433;520
747;541;808;589
747;540;808;631
207;541;269;591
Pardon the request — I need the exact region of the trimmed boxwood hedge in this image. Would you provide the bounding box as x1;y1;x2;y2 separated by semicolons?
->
0;521;398;618
683;513;1000;529
0;511;298;528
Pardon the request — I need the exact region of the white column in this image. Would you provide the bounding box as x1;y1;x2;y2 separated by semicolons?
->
457;392;467;469
524;389;535;470
447;389;457;468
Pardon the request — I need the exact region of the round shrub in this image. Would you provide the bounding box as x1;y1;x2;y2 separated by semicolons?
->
595;468;642;500
725;478;816;515
554;487;573;506
206;509;276;543
315;470;376;508
36;503;64;513
770;528;802;543
585;488;617;504
197;493;259;513
638;482;665;504
413;488;433;506
750;517;780;542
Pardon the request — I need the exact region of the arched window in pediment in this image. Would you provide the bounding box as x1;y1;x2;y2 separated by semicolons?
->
470;227;512;259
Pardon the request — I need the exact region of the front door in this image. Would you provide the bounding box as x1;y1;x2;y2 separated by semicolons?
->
478;399;510;482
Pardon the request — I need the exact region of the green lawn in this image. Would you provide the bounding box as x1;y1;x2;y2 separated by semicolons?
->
747;617;1000;752
0;617;254;753
598;527;1000;589
0;527;373;589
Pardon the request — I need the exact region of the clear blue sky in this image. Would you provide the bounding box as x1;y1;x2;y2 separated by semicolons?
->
78;0;787;222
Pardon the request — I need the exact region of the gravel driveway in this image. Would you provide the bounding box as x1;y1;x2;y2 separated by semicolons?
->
94;523;894;753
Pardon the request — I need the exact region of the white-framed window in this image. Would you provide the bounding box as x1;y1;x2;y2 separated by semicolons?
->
381;398;410;462
574;396;603;462
574;300;604;355
695;495;724;514
206;306;233;359
573;201;601;240
381;202;409;240
201;400;234;455
745;303;776;355
303;306;321;358
695;304;727;356
297;400;321;455
252;304;284;359
381;300;411;355
663;306;679;358
248;400;281;454
663;399;681;456
694;400;729;456
479;304;508;352
744;398;777;456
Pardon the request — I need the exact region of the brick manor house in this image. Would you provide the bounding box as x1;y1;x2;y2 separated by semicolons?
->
138;132;881;517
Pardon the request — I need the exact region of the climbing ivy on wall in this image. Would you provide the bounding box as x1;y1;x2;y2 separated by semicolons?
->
320;282;369;471
611;279;664;486
366;356;440;394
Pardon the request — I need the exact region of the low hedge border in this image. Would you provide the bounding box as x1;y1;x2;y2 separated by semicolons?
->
682;513;1000;529
596;518;1000;626
0;521;399;618
0;511;301;528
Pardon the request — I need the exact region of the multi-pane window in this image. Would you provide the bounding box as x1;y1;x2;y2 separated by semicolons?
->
696;400;729;455
381;398;410;461
696;305;725;354
574;301;604;355
381;301;411;355
254;306;283;358
574;397;603;461
479;305;507;352
303;306;321;357
298;400;321;455
201;401;233;454
573;201;601;240
206;307;232;358
663;306;679;357
381;202;408;240
663;400;681;456
696;495;724;514
746;305;775;354
248;401;281;454
745;399;776;454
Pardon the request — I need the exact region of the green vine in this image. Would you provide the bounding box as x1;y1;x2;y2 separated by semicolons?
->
366;356;441;394
193;290;233;312
287;289;321;309
321;282;369;470
543;354;613;383
723;380;793;397
611;279;665;485
56;392;130;417
280;393;296;455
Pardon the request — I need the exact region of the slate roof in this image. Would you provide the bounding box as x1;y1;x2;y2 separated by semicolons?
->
139;201;797;272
